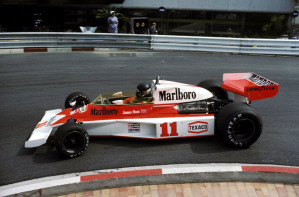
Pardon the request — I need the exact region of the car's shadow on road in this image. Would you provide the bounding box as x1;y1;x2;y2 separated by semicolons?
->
17;144;67;163
89;136;241;154
17;136;246;164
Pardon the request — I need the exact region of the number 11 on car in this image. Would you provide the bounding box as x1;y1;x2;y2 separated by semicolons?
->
159;122;179;137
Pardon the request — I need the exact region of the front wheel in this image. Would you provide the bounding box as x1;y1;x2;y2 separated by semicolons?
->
54;122;89;158
216;102;263;148
65;92;91;109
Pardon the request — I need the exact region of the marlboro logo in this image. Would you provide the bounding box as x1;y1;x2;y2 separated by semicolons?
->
91;107;118;115
159;88;196;101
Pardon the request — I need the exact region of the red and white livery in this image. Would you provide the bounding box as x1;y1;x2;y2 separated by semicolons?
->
25;73;279;158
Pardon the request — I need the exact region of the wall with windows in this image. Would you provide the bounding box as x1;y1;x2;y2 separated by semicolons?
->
111;0;295;37
125;9;290;38
0;0;295;37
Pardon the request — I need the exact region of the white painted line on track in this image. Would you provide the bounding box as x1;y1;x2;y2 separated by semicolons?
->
162;165;242;174
0;176;80;197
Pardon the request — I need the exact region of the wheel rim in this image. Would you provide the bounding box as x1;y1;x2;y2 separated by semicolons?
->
232;118;255;141
70;97;88;108
62;131;85;154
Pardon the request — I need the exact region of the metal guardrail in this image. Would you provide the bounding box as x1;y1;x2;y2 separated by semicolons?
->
0;32;151;49
151;35;299;55
0;32;298;55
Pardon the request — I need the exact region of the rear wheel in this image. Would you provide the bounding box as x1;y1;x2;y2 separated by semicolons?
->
197;80;228;99
216;102;262;148
54;122;89;158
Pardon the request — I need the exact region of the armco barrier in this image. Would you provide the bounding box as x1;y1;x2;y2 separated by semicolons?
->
0;32;151;49
151;35;299;55
0;32;298;55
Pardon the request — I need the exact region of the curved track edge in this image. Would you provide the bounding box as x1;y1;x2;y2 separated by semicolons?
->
1;163;298;196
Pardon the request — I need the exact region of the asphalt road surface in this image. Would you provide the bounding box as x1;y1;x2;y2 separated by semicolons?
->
0;51;298;186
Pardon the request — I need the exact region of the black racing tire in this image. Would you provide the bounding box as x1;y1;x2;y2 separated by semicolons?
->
197;80;228;99
54;122;89;158
64;92;91;109
216;102;263;148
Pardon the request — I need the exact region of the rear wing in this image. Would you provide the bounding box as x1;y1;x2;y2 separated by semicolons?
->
221;73;279;101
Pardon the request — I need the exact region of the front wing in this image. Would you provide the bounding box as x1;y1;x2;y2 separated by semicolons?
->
25;109;63;148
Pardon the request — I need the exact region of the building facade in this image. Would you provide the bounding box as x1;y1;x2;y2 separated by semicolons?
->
112;0;294;13
0;0;298;38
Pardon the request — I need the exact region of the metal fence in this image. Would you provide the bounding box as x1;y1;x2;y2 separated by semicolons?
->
0;32;299;55
0;32;151;49
151;35;299;55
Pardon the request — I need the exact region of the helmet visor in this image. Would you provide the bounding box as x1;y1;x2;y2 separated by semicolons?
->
137;88;151;97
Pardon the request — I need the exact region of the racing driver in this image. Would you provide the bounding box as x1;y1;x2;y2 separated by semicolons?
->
124;83;155;104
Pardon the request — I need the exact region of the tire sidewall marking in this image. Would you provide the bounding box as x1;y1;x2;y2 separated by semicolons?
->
226;112;258;147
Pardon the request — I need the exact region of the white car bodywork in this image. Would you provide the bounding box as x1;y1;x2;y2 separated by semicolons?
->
25;79;214;148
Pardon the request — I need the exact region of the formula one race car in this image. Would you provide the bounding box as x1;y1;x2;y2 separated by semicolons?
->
25;73;279;158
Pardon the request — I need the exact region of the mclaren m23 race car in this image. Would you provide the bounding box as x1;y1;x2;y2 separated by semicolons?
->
25;73;279;158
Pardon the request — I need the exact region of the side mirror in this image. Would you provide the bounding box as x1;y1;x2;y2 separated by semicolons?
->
155;76;160;85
